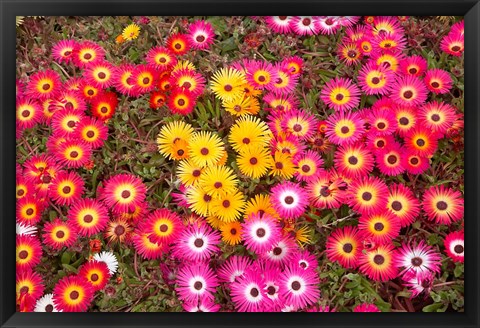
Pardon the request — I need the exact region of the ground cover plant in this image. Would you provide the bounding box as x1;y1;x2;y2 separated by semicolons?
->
15;15;464;313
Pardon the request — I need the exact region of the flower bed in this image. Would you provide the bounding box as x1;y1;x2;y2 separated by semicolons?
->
16;16;464;312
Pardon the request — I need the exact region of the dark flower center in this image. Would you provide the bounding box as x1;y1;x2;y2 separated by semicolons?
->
223;200;231;208
200;147;209;155
371;77;380;85
159;57;167;63
373;254;385;265
182;82;192;89
416;139;426;147
121;190;131;199
70;291;80;300
374;222;384;231
192;169;201;177
348;156;358;165
341;126;350;134
42;83;51;91
410;157;419;165
399;117;409;126
431;81;440;88
84;53;92;60
64;51;72;56
203;194;212;202
214;182;222;189
403;90;414;99
45;304;54;312
436;201;448;211
301;165;311;173
194;281;203;290
320;187;330;197
387;155;398;165
411;257;423;267
98;72;106;79
302;18;311;26
177;149;185;156
291;281;301;291
67;120;76;128
250;287;259;297
70;151;79;158
343;243;353;253
275;162;283;169
284;196;294;204
86;130;95;138
21;110;31;118
62;186;71;194
250;157;258;165
362;192;372;201
224;84;233;92
159;224;169;232
391;201;402;211
256;228;266;238
258;75;266;82
91;273;99;282
230;228;237;235
233;105;242;112
267;286;276;295
84;214;94;223
143;77;150;85
451;45;461;52
177;99;185;106
431;114;441;122
377;122;386;130
454;244;464;254
196;35;205;42
19;250;29;259
335;94;344;101
194;238;204;248
174;43;182;50
376;140;385;148
347;50;357;58
409;68;418;74
242;137;250;144
17;189;25;197
100;106;108;113
56;230;65;239
272;247;282;256
87;90;95;96
114;225;125;236
26;208;34;216
293;124;302;132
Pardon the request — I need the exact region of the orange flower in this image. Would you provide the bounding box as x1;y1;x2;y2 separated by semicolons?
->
115;34;125;44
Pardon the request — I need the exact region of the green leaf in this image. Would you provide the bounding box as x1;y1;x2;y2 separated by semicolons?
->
61;251;72;264
422;302;444;312
62;263;78;274
454;263;464;278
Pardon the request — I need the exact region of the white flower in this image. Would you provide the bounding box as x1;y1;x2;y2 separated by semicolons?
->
93;251;119;275
34;294;62;312
16;221;37;236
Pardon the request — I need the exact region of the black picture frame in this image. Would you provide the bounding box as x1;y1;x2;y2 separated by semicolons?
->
1;1;479;327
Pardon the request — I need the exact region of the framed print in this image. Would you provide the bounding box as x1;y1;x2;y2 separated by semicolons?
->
1;0;479;328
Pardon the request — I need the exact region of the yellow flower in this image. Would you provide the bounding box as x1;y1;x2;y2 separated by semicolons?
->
228;115;273;153
244;194;280;220
122;23;141;41
210;190;246;223
236;145;273;179
210;67;247;102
